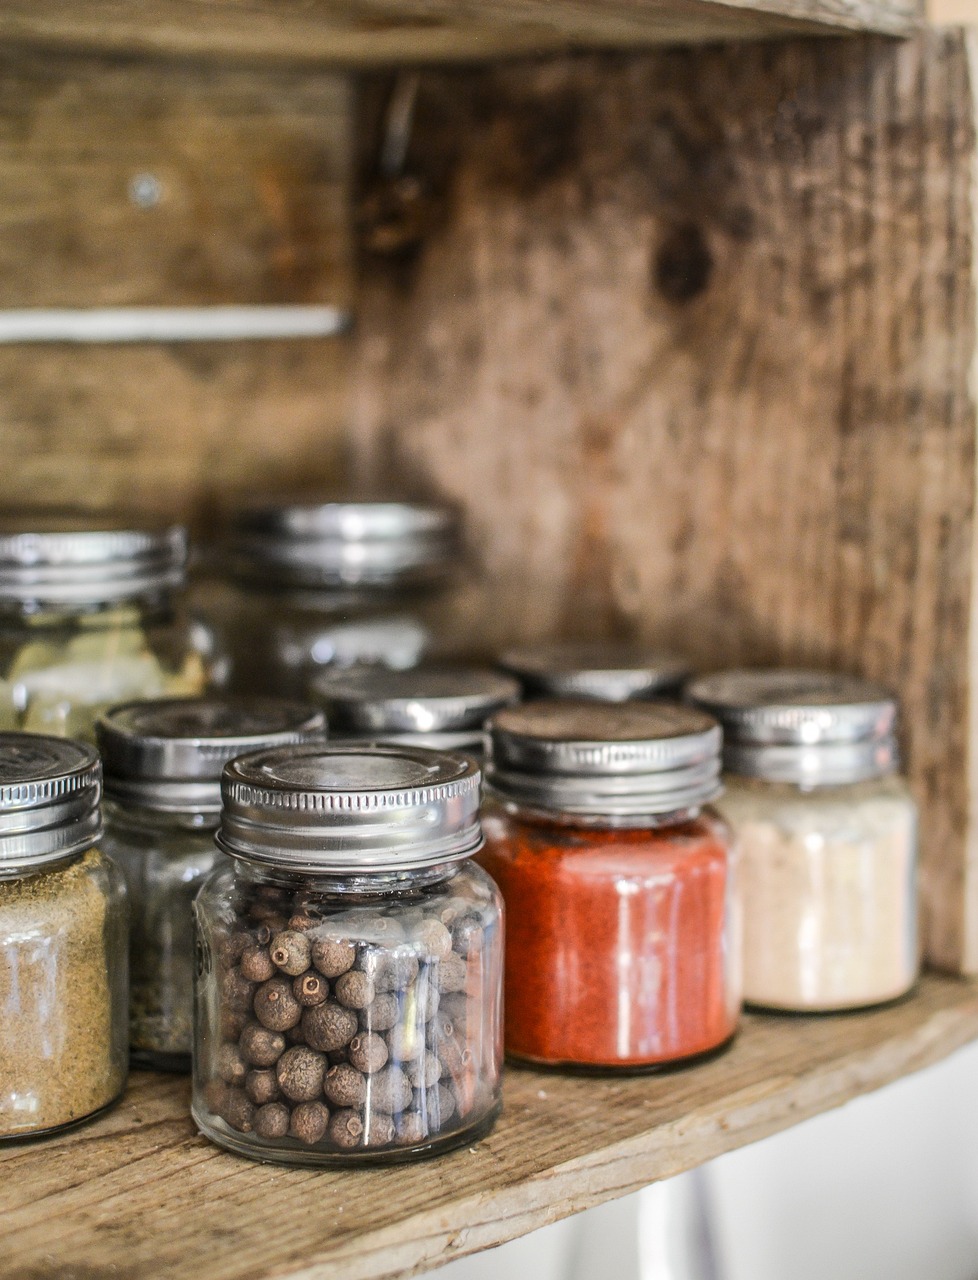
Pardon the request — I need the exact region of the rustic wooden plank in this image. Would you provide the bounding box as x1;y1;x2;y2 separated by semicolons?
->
0;0;919;70
350;32;978;975
0;973;974;1280
0;50;353;527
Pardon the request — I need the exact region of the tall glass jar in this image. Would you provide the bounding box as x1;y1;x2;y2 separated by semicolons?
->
688;669;920;1011
311;665;520;758
201;502;464;699
0;517;213;740
97;697;326;1070
498;641;690;702
0;734;127;1140
479;701;740;1070
193;744;504;1166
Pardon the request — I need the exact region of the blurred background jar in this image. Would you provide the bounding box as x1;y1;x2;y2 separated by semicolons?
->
97;696;325;1071
0;515;215;739
687;669;919;1012
193;743;503;1165
198;501;467;699
0;734;127;1140
311;665;520;758
497;641;690;702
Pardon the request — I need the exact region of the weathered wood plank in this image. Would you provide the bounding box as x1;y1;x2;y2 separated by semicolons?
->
0;0;919;70
350;33;978;974
0;974;974;1280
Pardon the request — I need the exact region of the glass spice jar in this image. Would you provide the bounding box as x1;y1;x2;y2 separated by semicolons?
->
0;734;128;1140
97;697;326;1071
193;743;504;1165
497;641;690;703
479;700;740;1070
311;665;521;758
687;669;920;1012
202;502;464;699
0;516;213;740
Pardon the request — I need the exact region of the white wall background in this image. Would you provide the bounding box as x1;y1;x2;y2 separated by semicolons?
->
436;1039;978;1280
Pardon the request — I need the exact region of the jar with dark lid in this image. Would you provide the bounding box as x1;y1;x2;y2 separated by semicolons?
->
498;641;690;702
97;697;325;1070
478;700;740;1070
0;734;127;1139
0;515;214;739
311;666;521;757
193;744;503;1165
687;669;919;1011
201;502;465;698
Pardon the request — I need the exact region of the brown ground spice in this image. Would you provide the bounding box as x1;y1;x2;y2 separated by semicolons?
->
0;849;124;1138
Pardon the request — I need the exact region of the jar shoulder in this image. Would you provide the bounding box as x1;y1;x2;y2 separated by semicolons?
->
718;772;918;831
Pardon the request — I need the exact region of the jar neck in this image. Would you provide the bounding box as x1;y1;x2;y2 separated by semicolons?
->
0;848;87;882
0;590;177;628
724;768;896;795
230;855;459;896
488;794;705;832
104;800;219;835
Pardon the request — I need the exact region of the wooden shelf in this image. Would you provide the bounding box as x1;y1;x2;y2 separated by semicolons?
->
1;972;976;1280
0;0;919;68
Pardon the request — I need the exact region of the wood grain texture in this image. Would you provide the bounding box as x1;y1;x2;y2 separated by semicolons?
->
0;51;353;528
0;974;973;1280
0;0;919;70
350;33;978;973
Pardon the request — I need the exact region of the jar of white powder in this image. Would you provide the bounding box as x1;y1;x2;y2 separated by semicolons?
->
687;669;919;1012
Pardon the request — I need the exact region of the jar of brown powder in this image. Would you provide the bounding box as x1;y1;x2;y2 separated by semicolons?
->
0;734;128;1140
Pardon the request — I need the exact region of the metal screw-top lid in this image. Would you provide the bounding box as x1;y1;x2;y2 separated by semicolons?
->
218;744;482;872
0;734;102;870
226;501;459;592
686;669;899;786
0;514;187;607
498;641;690;702
311;666;520;734
97;697;327;814
486;699;722;819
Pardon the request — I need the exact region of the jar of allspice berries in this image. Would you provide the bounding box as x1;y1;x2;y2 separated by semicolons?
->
480;700;741;1070
97;696;325;1071
0;733;128;1140
193;743;504;1165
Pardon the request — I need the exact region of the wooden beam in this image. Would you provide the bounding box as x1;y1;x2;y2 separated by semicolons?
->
350;31;978;973
0;0;919;69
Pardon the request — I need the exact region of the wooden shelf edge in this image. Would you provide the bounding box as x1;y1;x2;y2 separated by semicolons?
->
0;0;920;69
0;974;975;1280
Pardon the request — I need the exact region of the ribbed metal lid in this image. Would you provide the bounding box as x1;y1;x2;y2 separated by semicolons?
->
0;514;187;606
97;697;327;814
498;641;690;701
486;699;722;818
218;744;482;872
0;733;102;870
687;669;899;785
225;501;459;591
311;666;520;733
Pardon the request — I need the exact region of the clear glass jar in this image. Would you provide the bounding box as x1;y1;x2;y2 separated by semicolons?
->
97;697;326;1070
202;502;466;699
0;519;213;740
193;744;503;1166
497;641;690;702
689;669;920;1011
311;665;521;760
0;735;128;1140
479;700;740;1069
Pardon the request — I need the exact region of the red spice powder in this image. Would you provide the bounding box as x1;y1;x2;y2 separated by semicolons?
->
479;804;738;1068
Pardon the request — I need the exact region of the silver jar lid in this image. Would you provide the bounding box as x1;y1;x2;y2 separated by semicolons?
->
218;744;482;872
486;699;722;818
226;501;459;591
0;514;187;607
311;665;520;734
97;697;327;814
498;641;690;702
0;734;102;871
686;669;899;785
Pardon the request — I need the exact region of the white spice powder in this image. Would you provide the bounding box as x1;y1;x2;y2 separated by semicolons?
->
718;774;919;1011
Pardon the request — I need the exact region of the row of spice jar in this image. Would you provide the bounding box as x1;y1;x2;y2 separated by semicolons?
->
0;668;920;1165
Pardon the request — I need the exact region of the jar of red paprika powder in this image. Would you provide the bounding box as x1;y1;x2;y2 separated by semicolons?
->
479;700;740;1069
